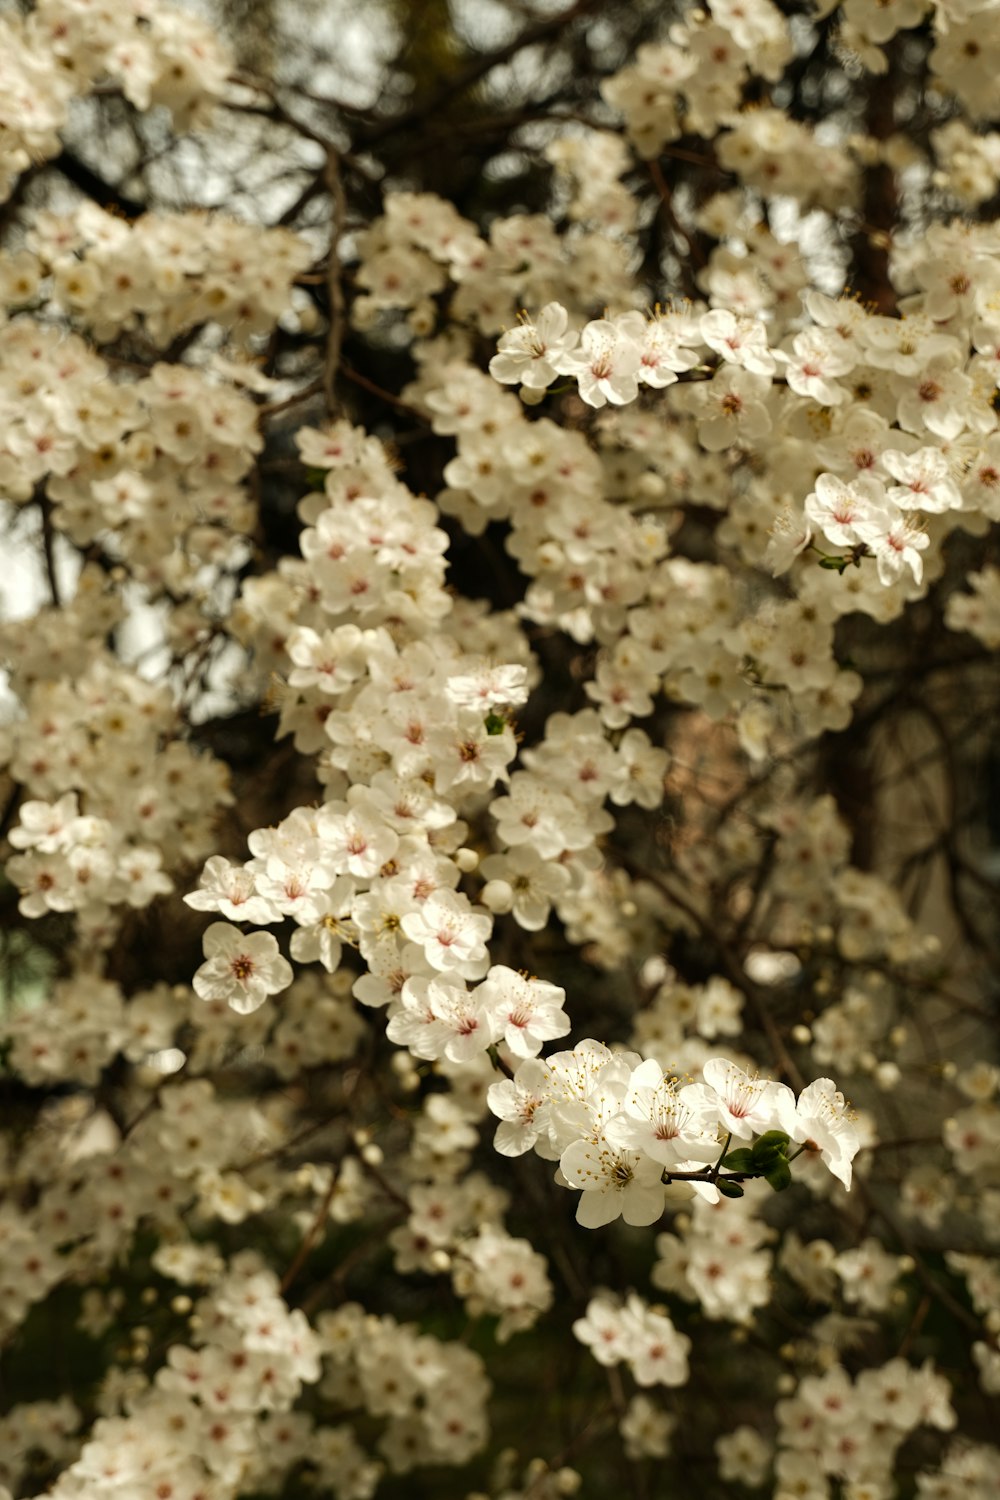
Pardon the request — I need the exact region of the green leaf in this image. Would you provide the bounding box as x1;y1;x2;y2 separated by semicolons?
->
484;712;507;736
752;1130;790;1165
765;1160;792;1192
817;554;849;573
721;1148;755;1172
717;1180;745;1199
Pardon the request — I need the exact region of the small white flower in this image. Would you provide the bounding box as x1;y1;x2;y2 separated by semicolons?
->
473;966;570;1059
804;473;886;549
855;506;929;586
560;1135;666;1227
192;922;293;1014
683;1058;794;1141
445;660;529;710
777;1077;860;1189
489;302;579;389
558;318;642;408
881;447;962;513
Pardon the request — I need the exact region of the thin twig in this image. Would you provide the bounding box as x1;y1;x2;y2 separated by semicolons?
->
855;1176;993;1344
357;0;603;150
39;493;61;608
259;376;323;419
280;1168;340;1295
322;148;347;416
647;156;706;273
341;363;427;417
618;849;805;1088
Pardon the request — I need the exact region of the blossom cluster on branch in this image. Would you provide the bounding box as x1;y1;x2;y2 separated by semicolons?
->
0;1;999;1499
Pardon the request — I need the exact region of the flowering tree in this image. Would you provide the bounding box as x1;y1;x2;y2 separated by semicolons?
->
2;0;1000;1497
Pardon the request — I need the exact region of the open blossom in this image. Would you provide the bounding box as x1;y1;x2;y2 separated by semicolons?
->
605;1058;718;1170
399;890;492;976
192;922;293;1014
479;845;572;931
855;506;929;585
700;308;776;375
548;1050;665;1224
689;366;772;451
253;856;335;923
286;624;367;694
7;792;81;852
835;1237;905;1311
489;302;579;388
473;966;571;1058
184;855;279;925
880;447;962;513
444;660;529;711
6;9;1000;1486
560;1133;667;1228
893;357;981;441
623;1294;691;1387
491;775;598;859
766;505;812;575
452;1226;553;1342
609;728;671;809
776;327;854;404
487;1059;553;1157
316;801;399;878
387;975;495;1062
804;473;887;548
573;1295;633;1367
681;1059;794;1141
288;897;355;972
574;1294;690;1387
615;310;701;387
777;1078;861;1189
558;318;642;408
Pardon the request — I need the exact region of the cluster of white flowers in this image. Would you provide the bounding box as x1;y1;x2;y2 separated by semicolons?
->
6;790;171;921
600;0;1000;159
651;1187;774;1323
352;189;634;339
774;1359;955;1498
46;1257;323;1500
573;1291;690;1388
1;0;999;1495
26;205;314;346
2;661;231;936
620;1393;675;1460
490;267;999;603
489;301;701;409
0;0;231;201
946;564;1000;649
544;131;638;235
931;119;1000;206
948;1227;1000;1394
316;1303;491;1477
717;1424;772;1488
488;1043;859;1227
2;974;130;1088
0;1400;79;1495
779;1223;918;1324
451;1224;553;1343
917;1441;1000;1500
0;314;264;602
600;2;793;160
